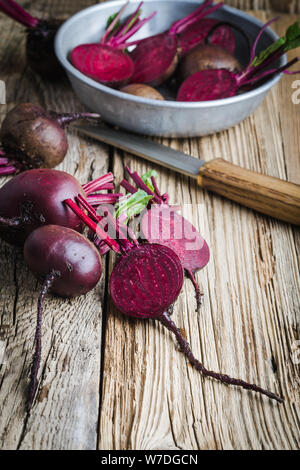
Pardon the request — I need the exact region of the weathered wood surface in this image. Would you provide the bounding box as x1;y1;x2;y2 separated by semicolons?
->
0;1;299;450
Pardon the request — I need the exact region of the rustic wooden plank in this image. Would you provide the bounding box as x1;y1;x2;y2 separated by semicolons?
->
98;11;300;450
0;0;109;450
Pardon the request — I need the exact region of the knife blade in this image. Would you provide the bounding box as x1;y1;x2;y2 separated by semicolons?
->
73;124;300;226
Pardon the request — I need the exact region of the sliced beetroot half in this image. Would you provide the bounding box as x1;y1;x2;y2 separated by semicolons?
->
129;1;223;85
178;18;236;56
177;69;238;101
71;44;134;87
71;2;156;87
120;167;210;311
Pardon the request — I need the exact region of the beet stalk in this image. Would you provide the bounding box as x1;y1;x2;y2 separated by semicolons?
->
65;197;283;403
0;0;64;79
71;2;156;87
0;103;101;170
177;19;300;101
24;225;102;409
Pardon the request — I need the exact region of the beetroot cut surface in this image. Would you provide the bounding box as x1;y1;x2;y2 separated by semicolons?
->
71;2;156;87
178;18;236;57
177;69;238;101
110;243;184;319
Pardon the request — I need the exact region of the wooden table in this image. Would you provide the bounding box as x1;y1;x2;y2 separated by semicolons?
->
0;1;299;450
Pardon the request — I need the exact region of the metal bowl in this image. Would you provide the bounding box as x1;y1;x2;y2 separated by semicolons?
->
55;0;285;137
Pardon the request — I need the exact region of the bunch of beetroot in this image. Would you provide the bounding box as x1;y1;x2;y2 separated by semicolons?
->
0;167;121;409
64;188;284;405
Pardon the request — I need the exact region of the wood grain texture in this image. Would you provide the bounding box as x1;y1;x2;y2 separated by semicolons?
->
198;158;300;225
0;1;299;450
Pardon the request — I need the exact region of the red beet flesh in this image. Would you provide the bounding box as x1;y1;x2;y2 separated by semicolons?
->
0;169;85;246
65;197;283;404
177;69;238;101
141;205;210;273
110;243;184;319
71;44;134;87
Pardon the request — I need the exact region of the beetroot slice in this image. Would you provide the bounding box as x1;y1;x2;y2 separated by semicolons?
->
177;69;237;101
130;34;178;85
71;44;134;87
110;243;184;319
178;18;236;56
141;205;209;270
141;205;209;310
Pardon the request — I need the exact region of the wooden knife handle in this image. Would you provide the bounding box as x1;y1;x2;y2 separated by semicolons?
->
198;158;300;225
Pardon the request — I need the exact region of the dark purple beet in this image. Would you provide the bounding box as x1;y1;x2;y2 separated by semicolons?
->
24;225;102;297
0;0;64;79
110;243;184;318
24;225;102;409
71;2;156;87
0;169;85;246
0;103;100;170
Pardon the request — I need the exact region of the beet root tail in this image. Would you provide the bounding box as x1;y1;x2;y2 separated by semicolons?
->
159;312;284;404
185;269;203;312
27;271;59;411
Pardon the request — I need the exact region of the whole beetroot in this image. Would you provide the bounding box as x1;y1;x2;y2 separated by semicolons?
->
24;225;102;409
0;103;99;169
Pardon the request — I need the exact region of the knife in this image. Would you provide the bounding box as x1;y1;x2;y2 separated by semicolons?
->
73;124;300;226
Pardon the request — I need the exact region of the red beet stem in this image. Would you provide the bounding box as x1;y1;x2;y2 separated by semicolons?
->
113;11;157;47
185;269;203;311
82;172;114;195
120;178;138;194
240;57;299;86
0;0;38;28
125;166;161;203
247;17;279;68
170;2;223;36
86;193;122;206
27;271;59;411
101;1;130;45
159;311;284;403
64;198;121;253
